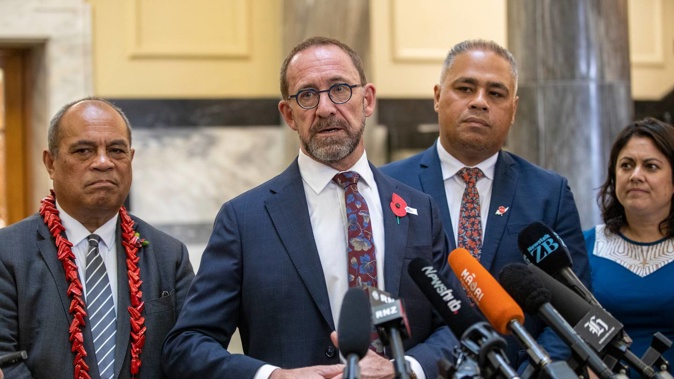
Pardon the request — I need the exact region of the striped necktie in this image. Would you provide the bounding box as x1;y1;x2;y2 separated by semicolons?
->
85;234;116;379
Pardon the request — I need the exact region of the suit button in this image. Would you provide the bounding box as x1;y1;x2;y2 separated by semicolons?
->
325;346;336;358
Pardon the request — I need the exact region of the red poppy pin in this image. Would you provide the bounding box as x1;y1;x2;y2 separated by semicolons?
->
390;193;416;224
495;206;509;216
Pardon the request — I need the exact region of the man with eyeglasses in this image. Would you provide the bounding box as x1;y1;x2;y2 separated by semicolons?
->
163;36;458;379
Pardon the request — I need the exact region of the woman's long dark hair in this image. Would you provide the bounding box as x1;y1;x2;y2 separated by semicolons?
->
598;117;674;237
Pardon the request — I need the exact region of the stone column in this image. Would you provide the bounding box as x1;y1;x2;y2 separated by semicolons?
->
281;0;385;165
507;0;633;229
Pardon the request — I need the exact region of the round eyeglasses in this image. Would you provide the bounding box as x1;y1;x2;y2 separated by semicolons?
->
288;83;361;109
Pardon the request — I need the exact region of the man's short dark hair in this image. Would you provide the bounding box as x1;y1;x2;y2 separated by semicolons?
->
440;39;518;93
48;96;132;155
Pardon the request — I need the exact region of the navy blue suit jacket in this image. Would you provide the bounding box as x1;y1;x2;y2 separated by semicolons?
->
381;143;591;366
162;159;458;379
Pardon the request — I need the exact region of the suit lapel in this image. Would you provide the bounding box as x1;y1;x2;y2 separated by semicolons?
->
373;166;409;297
265;162;335;329
481;152;518;271
114;219;131;378
36;221;72;322
418;144;455;248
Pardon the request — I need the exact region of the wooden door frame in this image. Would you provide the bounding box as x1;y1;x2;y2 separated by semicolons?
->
0;48;32;225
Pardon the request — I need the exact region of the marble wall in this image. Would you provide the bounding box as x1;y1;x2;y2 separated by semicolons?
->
127;122;289;355
129;126;286;271
507;0;632;229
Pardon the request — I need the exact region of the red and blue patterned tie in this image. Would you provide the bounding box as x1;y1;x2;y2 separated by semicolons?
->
333;172;384;354
458;167;484;260
333;171;377;289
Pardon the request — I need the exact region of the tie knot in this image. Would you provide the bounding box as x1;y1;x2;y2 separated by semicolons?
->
88;234;101;248
459;167;484;186
333;171;360;190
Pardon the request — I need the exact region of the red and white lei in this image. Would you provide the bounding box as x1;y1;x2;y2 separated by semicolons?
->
39;191;146;379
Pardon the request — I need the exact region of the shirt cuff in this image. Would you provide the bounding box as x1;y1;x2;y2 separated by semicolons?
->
406;355;426;379
254;364;279;379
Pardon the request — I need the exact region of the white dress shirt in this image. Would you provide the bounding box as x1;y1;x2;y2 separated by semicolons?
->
298;150;385;327
57;202;119;310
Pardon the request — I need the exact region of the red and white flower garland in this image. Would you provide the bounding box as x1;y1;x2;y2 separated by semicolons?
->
40;191;146;379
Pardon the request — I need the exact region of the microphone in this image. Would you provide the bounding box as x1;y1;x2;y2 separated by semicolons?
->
499;263;628;379
407;257;481;334
408;257;515;379
517;221;598;306
446;249;577;379
641;333;673;374
518;223;672;378
368;287;412;379
338;287;372;379
0;351;27;368
513;263;672;379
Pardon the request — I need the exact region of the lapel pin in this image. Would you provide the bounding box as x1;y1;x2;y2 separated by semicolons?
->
390;193;415;224
495;206;509;216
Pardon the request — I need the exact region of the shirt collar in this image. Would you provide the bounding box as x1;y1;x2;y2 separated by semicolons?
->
56;201;119;249
436;138;498;181
298;150;375;195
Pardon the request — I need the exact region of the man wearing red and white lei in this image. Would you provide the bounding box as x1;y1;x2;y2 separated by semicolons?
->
0;97;194;379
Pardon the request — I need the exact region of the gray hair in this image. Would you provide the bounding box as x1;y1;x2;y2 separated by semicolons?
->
279;36;367;100
48;96;132;155
440;39;518;94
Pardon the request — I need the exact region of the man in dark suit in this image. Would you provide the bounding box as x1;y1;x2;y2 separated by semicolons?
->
381;39;590;367
0;97;194;379
162;37;457;379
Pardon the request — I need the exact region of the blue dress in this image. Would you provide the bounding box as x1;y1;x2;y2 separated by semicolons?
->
584;226;674;378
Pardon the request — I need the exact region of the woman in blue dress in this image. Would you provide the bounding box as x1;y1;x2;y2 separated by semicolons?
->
585;117;674;378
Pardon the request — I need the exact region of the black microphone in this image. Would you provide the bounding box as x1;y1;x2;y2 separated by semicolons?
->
407;257;481;335
517;263;672;379
499;263;628;379
368;287;412;379
444;250;577;379
0;351;27;368
338;287;372;379
408;257;521;379
518;222;671;379
641;333;673;374
517;221;598;306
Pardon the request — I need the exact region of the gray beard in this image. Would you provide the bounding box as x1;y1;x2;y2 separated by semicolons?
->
302;117;365;164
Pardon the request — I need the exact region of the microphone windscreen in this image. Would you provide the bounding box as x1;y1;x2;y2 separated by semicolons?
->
338;287;372;359
408;257;484;337
517;222;572;274
499;263;552;314
527;265;592;325
448;248;524;335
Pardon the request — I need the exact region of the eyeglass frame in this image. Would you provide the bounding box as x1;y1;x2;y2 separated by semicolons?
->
287;83;361;110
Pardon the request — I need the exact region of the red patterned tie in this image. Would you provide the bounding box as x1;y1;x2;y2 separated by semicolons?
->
333;172;384;354
333;172;377;289
458;167;484;260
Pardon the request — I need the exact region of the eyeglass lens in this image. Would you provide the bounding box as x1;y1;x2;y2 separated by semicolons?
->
296;84;354;109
